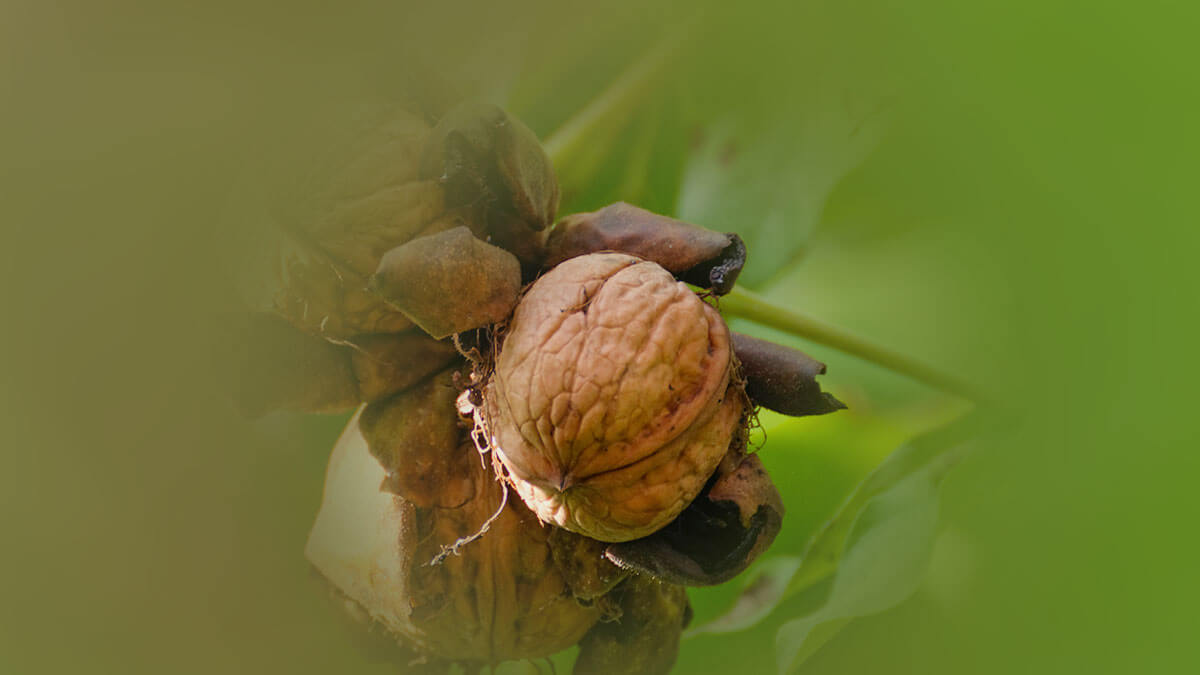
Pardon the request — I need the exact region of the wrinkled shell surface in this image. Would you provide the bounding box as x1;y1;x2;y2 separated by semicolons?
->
485;253;743;542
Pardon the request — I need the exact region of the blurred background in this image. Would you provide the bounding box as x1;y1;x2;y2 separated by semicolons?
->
3;0;1197;673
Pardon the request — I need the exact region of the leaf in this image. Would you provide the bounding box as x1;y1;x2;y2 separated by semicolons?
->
784;415;977;597
685;555;801;637
772;414;978;673
680;412;971;643
676;98;887;288
781;618;852;670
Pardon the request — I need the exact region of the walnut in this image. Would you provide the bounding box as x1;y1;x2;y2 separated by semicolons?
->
240;101;849;674
483;253;747;542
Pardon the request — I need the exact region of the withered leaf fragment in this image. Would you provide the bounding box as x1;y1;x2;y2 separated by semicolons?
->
732;332;847;416
420;102;559;231
545;202;746;294
264;105;446;339
420;102;559;266
348;331;460;402
548;528;630;606
370;226;523;339
229;313;464;417
605;454;784;587
359;367;475;508
273;246;415;339
574;574;691;675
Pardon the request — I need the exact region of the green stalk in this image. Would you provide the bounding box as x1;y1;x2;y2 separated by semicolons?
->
722;286;984;403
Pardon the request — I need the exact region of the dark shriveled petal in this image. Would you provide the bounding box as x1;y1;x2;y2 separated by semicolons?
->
678;232;745;296
732;332;847;416
370;226;522;340
544;202;746;295
603;454;784;587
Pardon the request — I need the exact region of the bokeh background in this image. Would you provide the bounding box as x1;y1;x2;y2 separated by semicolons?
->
3;1;1197;673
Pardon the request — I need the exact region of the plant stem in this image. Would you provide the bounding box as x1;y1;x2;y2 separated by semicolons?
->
721;286;984;403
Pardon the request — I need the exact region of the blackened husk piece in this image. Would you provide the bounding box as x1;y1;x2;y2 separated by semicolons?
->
544;202;746;295
732;332;847;416
603;454;784;587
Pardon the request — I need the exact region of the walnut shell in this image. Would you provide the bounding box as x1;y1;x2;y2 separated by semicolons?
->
483;253;746;542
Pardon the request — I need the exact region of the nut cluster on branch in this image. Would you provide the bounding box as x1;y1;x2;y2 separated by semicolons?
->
484;252;745;543
238;100;845;674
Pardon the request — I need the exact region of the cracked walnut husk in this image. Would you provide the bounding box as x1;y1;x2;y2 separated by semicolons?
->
238;101;845;674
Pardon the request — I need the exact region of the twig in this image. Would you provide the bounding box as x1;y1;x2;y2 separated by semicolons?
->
721;286;985;403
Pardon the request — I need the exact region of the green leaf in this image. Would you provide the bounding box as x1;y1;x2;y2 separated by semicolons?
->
678;409;966;644
685;556;802;637
676;99;886;288
773;414;978;673
780;617;852;670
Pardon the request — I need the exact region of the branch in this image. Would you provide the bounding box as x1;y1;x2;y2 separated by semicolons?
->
721;286;985;403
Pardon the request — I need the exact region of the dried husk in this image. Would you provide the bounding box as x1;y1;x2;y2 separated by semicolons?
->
370;226;524;339
573;574;691;675
545;202;746;294
605;452;785;587
731;332;846;416
359;367;475;508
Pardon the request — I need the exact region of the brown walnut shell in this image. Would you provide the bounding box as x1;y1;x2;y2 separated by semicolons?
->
483;252;747;542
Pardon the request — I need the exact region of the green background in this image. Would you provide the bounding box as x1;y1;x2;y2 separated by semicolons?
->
3;1;1197;673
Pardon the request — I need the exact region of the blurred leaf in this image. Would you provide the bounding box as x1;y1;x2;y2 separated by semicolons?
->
539;34;700;217
678;406;963;651
781;617;852;671
772;415;978;673
784;415;977;597
686;555;802;637
682;413;973;647
677;98;887;288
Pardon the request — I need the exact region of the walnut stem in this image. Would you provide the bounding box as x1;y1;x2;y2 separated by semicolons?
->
721;286;986;403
